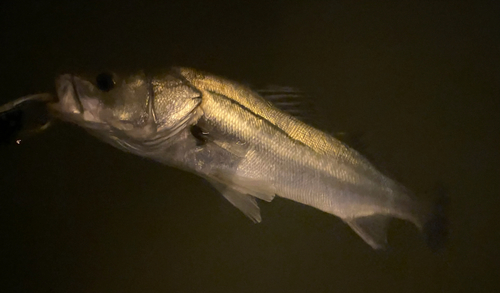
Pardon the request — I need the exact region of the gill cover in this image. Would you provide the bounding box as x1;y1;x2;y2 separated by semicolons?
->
53;69;202;151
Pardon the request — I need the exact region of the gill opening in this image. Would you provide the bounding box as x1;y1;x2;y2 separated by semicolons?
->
146;74;157;128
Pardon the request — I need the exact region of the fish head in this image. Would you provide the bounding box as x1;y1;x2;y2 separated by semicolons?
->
51;70;202;152
53;71;152;132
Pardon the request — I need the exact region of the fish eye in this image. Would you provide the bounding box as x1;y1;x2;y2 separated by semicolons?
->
96;72;115;92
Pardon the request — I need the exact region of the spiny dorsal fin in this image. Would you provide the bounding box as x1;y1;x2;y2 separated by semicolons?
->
257;86;318;124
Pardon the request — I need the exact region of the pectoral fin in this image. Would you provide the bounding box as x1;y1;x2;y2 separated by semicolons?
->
208;179;262;223
191;118;250;157
344;214;392;249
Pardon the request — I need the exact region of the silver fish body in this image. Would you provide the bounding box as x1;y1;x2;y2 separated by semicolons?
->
50;67;436;249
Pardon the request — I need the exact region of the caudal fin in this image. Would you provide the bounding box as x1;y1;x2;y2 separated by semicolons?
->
344;185;449;251
422;185;450;251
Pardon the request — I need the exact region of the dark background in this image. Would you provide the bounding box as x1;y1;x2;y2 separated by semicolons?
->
1;1;499;292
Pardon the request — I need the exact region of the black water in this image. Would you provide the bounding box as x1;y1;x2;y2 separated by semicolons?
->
1;1;499;292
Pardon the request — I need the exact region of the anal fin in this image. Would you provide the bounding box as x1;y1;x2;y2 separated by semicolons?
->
344;214;392;249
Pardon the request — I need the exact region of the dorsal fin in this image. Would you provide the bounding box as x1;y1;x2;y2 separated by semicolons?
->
256;86;318;124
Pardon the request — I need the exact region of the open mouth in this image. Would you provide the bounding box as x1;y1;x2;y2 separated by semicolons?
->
54;74;109;128
55;74;84;115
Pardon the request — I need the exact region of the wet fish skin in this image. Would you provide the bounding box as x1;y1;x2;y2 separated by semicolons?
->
49;67;439;249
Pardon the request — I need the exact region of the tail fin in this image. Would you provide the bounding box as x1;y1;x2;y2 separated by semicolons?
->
345;185;450;251
421;184;450;252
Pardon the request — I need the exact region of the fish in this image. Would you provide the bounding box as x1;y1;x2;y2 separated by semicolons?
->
46;67;446;250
